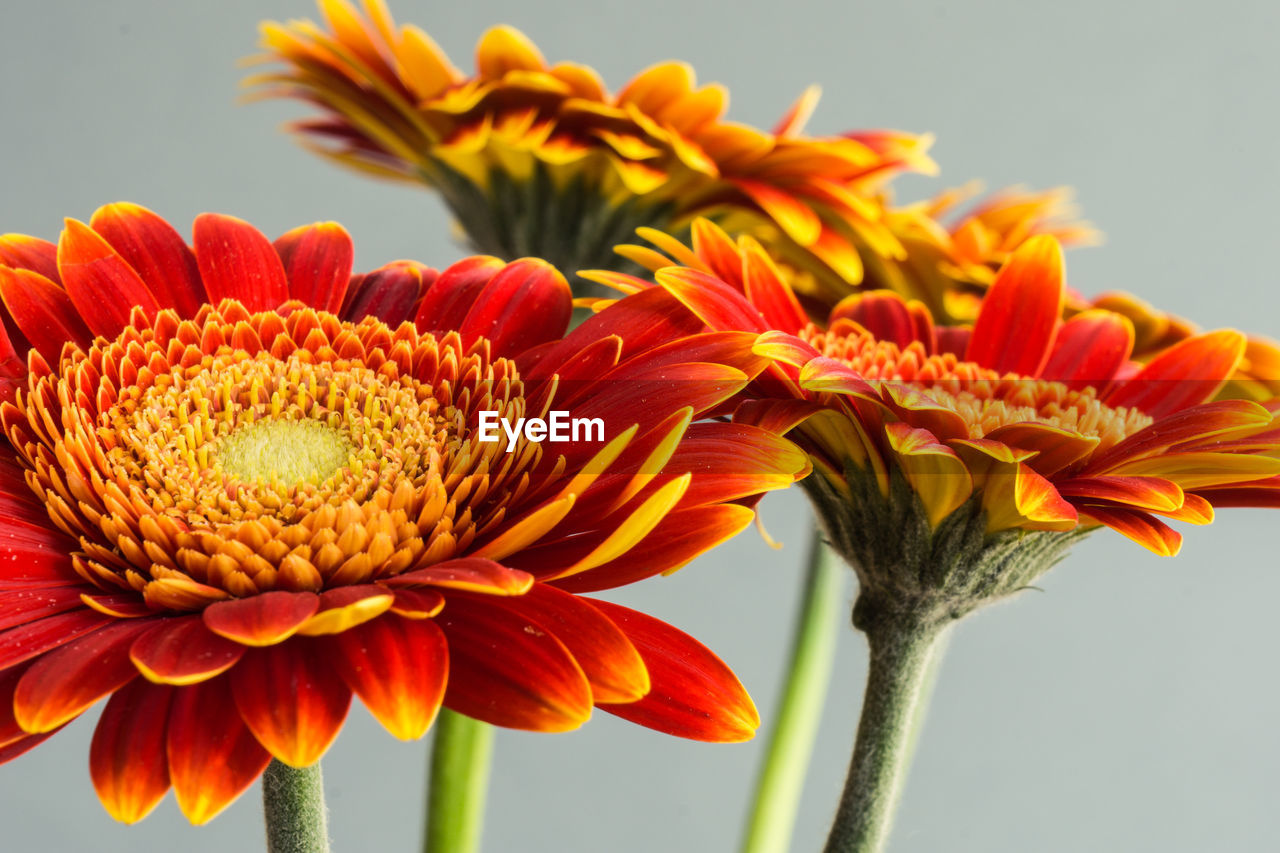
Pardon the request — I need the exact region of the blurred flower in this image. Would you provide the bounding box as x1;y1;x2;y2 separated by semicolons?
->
246;0;933;287
857;185;1100;321
856;185;1280;400
0;206;806;824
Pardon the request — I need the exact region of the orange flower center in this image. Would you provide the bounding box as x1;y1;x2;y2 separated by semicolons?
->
5;301;545;611
804;322;1152;451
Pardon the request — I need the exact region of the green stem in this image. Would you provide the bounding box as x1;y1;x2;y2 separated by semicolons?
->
424;709;495;853
824;614;948;853
262;760;330;853
741;532;845;853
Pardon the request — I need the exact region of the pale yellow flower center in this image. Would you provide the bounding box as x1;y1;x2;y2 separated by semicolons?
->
218;418;354;486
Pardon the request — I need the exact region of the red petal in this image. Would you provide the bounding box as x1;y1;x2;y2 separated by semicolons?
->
1082;399;1271;475
491;586;649;704
1104;330;1246;418
982;422;1100;478
458;259;572;357
437;595;592;732
655;267;767;332
90;679;174;824
389;587;446;618
325;614;448;740
550;329;765;415
733;397;826;435
523;335;622;389
689;218;743;283
829;291;924;350
0;467;53;526
166;677;272;824
0;662;35;748
0;729;60;763
966;235;1064;375
0;511;79;589
385;558;533;595
0;333;24;402
89;203;205;316
56;218;162;338
1041;309;1134;390
0;609;117;672
550;505;756;592
656;421;809;507
516;286;705;377
0;234;60;283
202;591;320;646
14;618;156;733
935;325;971;357
0;267;92;362
879;382;970;441
589;599;758;742
343;260;435;325
1193;477;1280;508
193;213;289;311
274;222;354;313
567;362;748;432
130;615;246;685
1056;476;1184;512
742;240;808;333
230;639;351;767
1079;506;1182;556
81;593;155;619
0;585;91;630
294;586;393;636
414;255;505;333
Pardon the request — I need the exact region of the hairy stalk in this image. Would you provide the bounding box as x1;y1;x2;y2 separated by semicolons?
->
262;760;330;853
824;614;947;853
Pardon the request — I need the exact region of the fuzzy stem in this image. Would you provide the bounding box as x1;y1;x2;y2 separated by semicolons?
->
741;533;845;853
262;760;330;853
424;709;495;853
824;613;948;853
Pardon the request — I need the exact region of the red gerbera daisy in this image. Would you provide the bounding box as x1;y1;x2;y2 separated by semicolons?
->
586;217;1280;853
0;204;807;823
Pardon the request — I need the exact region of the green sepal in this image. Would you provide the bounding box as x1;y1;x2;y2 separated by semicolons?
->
803;460;1089;632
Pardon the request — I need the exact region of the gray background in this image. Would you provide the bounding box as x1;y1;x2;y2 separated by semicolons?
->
2;1;1278;851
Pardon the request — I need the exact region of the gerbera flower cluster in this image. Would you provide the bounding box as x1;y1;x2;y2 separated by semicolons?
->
0;204;806;823
3;6;1278;853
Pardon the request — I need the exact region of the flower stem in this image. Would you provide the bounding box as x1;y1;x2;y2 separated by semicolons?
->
424;709;495;853
741;532;845;853
262;760;330;853
824;613;948;853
